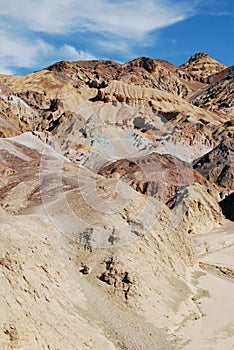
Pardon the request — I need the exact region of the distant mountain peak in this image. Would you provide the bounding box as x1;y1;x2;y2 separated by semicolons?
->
188;52;218;63
180;52;226;81
189;52;212;63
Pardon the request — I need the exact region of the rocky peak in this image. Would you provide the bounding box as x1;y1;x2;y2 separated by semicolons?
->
180;52;227;81
126;57;157;73
187;52;211;63
47;60;71;73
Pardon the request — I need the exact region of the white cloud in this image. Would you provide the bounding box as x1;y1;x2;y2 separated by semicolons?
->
0;30;96;75
0;66;14;76
59;45;97;61
0;0;199;73
77;0;191;39
98;40;129;53
0;30;52;73
0;0;197;38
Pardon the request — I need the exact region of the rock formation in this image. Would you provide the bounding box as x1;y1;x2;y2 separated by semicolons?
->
180;52;227;81
0;52;233;349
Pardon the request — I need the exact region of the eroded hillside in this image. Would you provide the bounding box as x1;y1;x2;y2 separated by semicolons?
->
0;52;233;349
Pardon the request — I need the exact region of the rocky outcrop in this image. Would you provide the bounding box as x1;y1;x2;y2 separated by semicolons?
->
48;59;121;85
191;65;234;116
193;137;234;192
0;83;38;137
98;152;214;203
168;183;224;234
115;57;193;97
0;70;90;134
0;137;78;213
180;52;226;81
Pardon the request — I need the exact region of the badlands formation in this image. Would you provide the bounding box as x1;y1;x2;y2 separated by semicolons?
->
0;52;233;349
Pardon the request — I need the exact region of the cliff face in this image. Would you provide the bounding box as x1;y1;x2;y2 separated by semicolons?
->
0;52;233;349
191;65;234;116
193;137;234;193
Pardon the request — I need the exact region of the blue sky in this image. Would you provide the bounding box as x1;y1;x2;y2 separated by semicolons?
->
0;0;233;75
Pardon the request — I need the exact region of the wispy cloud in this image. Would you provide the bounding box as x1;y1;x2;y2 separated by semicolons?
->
0;0;197;37
194;0;234;17
0;0;200;74
98;40;130;54
59;45;97;61
0;30;52;75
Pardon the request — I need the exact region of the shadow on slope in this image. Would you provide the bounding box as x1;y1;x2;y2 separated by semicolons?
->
219;192;234;221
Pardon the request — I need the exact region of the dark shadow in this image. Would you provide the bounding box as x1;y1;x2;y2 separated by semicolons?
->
219;192;234;221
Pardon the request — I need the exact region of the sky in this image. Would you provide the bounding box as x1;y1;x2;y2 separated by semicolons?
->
0;0;233;75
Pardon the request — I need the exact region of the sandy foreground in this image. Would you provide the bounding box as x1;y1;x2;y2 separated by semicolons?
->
176;221;234;349
1;202;233;349
0;208;175;350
